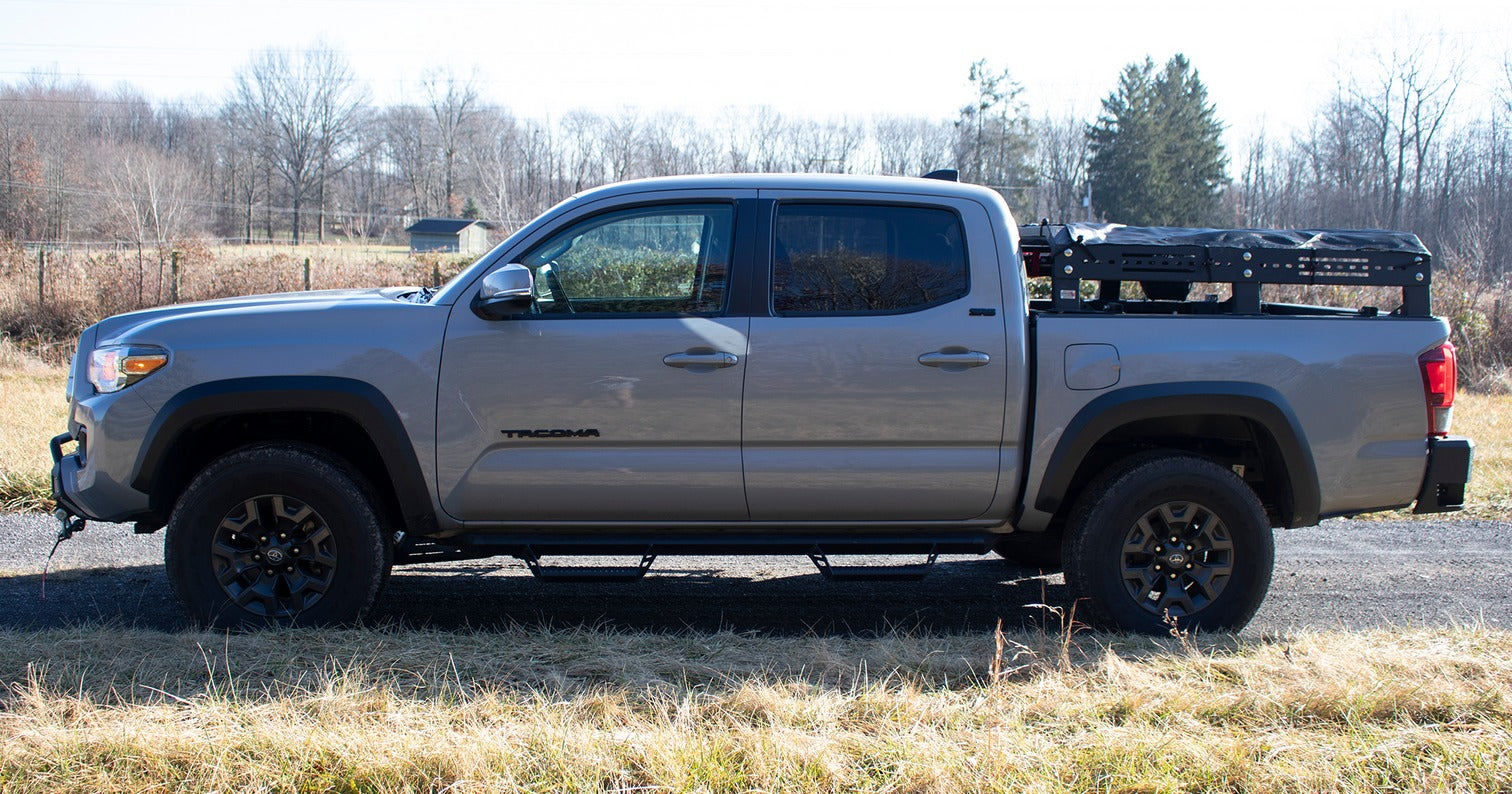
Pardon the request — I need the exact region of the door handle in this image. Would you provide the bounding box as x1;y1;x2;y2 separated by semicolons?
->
918;349;990;371
663;350;740;371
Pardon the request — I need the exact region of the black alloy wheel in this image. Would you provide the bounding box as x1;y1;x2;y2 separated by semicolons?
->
210;494;340;619
1118;500;1234;618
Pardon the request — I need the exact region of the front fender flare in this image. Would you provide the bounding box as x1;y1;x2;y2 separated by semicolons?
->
131;376;434;531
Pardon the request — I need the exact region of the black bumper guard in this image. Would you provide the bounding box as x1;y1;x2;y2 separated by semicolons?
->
1413;435;1474;514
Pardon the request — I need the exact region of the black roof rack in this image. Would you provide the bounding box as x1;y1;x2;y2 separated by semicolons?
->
1019;222;1433;317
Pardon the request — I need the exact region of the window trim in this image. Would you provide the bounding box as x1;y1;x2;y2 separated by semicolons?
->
766;200;972;318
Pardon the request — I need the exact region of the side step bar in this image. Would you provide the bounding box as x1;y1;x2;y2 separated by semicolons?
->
512;545;943;583
394;534;996;581
808;547;939;581
518;547;657;582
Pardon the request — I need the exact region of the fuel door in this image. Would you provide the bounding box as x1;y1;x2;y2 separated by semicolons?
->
1065;343;1121;390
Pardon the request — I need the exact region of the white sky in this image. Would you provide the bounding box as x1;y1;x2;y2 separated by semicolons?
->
3;0;1508;152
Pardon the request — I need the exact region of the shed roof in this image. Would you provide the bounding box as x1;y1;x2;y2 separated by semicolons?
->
405;218;479;235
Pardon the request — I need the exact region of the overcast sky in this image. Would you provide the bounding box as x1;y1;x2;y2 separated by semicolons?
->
3;0;1507;150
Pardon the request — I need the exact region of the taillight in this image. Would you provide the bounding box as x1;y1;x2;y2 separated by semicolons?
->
1418;342;1457;437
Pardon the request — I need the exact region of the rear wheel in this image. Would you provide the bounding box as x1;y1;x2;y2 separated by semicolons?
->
1062;453;1273;634
165;444;388;629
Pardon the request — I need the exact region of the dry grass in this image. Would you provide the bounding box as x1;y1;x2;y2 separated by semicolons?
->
0;339;68;511
0;623;1508;792
1455;392;1511;517
1;242;474;364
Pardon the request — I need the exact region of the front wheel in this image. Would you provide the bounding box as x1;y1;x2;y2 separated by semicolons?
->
1062;453;1273;634
165;444;388;629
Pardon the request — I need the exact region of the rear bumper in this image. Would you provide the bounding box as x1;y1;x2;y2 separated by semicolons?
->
1413;435;1474;514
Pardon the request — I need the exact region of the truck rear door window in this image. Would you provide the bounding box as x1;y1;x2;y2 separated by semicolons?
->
771;203;968;315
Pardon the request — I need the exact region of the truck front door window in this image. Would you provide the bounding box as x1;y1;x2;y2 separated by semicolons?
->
522;204;733;316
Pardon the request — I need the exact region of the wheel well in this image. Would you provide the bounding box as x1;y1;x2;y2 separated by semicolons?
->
1057;414;1296;528
145;411;404;534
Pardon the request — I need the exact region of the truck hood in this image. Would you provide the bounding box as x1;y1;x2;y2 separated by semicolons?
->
93;287;419;343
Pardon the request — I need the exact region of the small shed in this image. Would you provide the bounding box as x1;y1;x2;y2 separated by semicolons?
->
406;218;490;254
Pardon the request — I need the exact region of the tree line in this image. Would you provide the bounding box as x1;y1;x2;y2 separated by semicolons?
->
1;42;1508;275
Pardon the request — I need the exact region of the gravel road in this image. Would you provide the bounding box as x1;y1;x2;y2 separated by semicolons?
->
2;512;1508;635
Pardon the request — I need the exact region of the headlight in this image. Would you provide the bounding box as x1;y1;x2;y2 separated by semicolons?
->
88;345;169;394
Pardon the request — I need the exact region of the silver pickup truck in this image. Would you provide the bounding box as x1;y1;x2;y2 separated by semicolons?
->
49;174;1474;633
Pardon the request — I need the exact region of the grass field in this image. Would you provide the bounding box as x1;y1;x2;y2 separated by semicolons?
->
0;341;66;511
1;623;1509;792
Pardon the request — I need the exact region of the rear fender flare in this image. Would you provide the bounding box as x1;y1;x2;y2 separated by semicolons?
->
1032;381;1319;528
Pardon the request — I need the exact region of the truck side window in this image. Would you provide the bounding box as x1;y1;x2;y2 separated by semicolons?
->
771;203;968;315
521;204;733;316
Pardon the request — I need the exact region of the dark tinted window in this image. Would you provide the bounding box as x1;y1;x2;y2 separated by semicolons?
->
772;204;967;315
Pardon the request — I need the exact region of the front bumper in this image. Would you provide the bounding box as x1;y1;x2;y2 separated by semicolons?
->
49;431;89;519
1412;435;1474;514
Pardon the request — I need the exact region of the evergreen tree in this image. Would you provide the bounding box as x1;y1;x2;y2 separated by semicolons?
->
1087;55;1228;226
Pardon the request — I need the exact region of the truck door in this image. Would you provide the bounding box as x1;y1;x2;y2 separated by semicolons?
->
436;197;752;522
742;195;1010;521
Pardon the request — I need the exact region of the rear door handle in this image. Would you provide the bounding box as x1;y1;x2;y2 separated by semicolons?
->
663;349;740;371
918;349;990;371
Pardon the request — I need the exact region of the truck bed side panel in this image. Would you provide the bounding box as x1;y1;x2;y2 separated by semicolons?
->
1019;313;1448;530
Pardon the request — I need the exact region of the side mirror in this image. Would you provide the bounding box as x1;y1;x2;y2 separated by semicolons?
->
470;264;534;320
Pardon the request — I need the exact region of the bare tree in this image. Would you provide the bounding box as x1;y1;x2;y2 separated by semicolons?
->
790;118;861;173
559;110;604;191
641;112;716;176
601;108;643;182
229;45;368;243
471;105;521;225
383;103;439;220
1350;36;1462;229
872;116;954;176
0;85;45;240
101;145;193;304
721;105;788;172
422;67;481;216
1028;112;1090;222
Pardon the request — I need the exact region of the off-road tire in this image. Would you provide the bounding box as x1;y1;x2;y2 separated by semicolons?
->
165;444;388;629
1062;452;1273;634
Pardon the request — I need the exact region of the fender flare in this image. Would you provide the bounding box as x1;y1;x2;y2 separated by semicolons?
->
131;376;434;530
1033;381;1320;528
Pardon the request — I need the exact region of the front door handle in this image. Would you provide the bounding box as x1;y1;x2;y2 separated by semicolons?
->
663;349;740;372
918;349;991;371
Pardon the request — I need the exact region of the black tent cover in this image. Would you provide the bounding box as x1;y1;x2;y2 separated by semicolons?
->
1062;222;1429;256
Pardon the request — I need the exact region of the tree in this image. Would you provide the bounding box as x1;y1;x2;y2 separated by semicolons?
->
873;116;954;177
1027;113;1091;222
102;145;193;305
1350;36;1462;230
954;60;1033;201
229;45;368;243
422;67;481;216
1087;54;1227;226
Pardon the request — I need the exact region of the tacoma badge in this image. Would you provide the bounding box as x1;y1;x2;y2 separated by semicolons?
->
501;429;601;439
